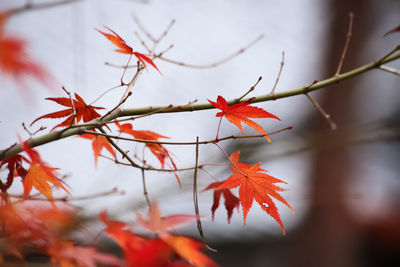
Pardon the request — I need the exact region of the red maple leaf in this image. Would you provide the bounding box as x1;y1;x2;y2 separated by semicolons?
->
0;11;52;94
97;26;161;73
30;93;105;131
0;154;28;192
216;151;294;234
115;121;177;170
203;181;239;223
80;132;116;167
20;140;70;205
208;96;279;142
100;210;217;267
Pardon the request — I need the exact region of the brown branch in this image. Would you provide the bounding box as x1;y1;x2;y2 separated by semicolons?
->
1;51;399;161
335;12;354;76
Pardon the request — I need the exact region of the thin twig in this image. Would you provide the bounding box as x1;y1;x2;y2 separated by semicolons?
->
120;54;133;85
98;127;142;169
379;64;400;76
62;86;77;125
271;51;285;94
158;34;264;69
141;169;151;208
157;44;174;58
133;16;157;42
119;62;144;104
102;91;132;120
156;19;175;43
215;117;223;140
134;31;152;53
100;154;198;172
375;45;400;66
9;187;123;202
193;137;217;252
11;0;82;16
335;12;354;76
89;84;125;106
235;76;262;103
305;93;337;130
82;126;293;146
22;123;46;137
22;122;33;136
213;142;247;177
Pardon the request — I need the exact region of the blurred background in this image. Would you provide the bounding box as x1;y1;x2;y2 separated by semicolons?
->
0;0;399;266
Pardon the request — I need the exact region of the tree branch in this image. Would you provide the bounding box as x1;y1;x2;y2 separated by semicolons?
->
1;51;399;161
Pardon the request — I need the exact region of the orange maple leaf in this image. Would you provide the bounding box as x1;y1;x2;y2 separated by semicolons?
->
21;140;70;204
203;181;239;223
79;132;116;167
216;151;294;234
164;235;218;267
115;121;177;170
136;201;197;236
30;93;105;131
97;26;161;74
0;11;52;94
208;95;279;142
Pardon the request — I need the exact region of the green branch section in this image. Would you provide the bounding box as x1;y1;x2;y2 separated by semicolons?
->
1;52;399;161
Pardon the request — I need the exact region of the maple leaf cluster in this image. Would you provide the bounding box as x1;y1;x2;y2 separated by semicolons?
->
0;201;123;266
100;202;217;267
0;140;70;205
0;24;296;266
